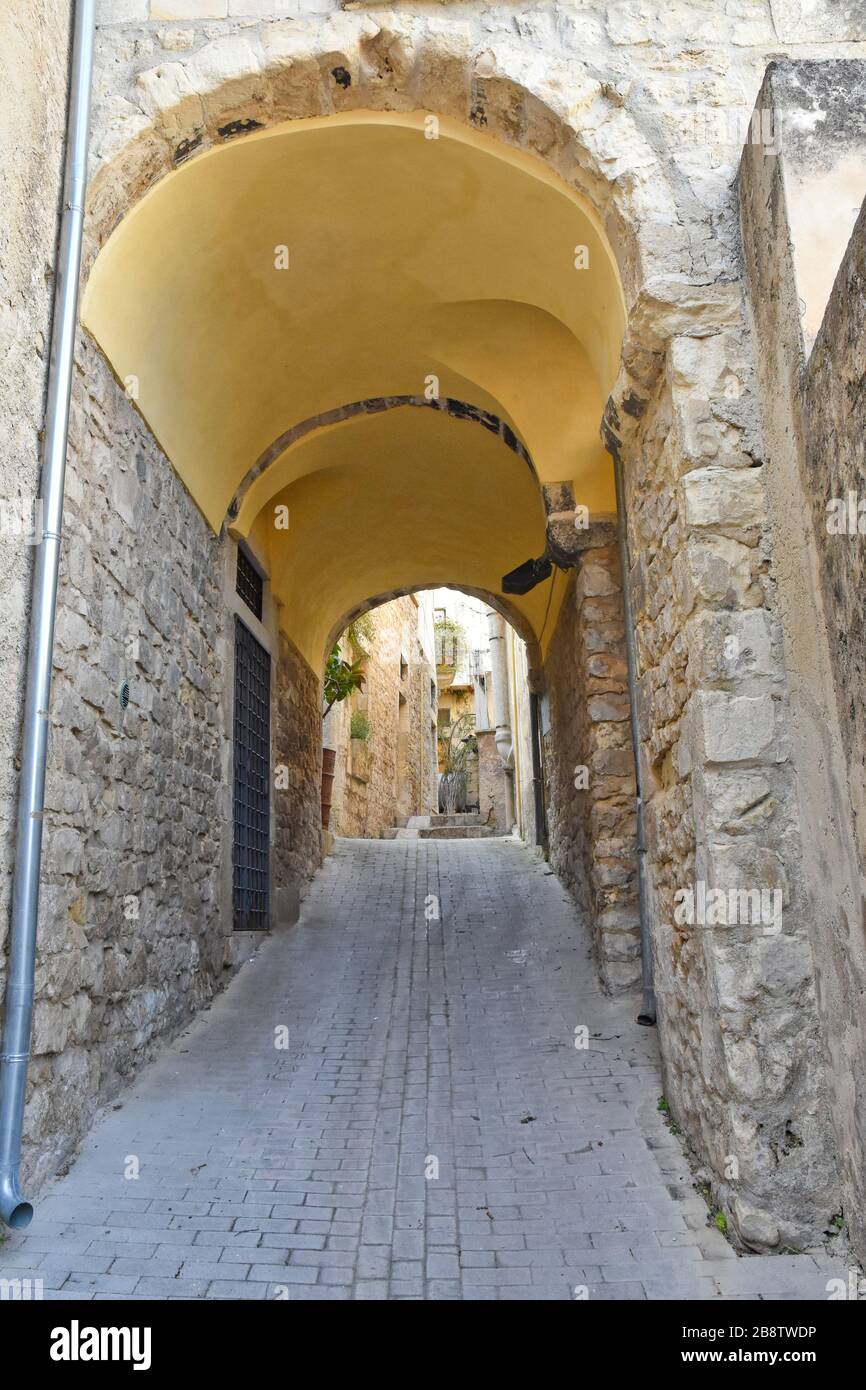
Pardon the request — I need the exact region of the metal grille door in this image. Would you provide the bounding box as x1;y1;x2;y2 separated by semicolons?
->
233;617;271;930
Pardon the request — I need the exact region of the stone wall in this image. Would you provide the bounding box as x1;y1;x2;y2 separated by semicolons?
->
476;730;507;833
273;628;321;913
543;555;639;990
802;198;866;1264
328;596;436;838
804;208;866;870
4;0;862;1247
606;263;839;1253
740;60;866;1260
18;341;231;1189
0;0;71;986
403;614;438;824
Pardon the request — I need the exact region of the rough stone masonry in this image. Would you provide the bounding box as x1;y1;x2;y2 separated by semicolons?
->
2;0;866;1270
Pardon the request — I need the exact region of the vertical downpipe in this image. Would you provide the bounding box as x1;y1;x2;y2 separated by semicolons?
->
613;452;657;1027
0;0;96;1228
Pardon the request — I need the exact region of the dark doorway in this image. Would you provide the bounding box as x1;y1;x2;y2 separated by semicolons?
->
233;617;271;930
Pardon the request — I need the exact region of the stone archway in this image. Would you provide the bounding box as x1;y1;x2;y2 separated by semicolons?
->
64;18;839;1256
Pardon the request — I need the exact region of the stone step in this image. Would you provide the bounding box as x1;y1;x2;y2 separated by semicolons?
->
384;814;493;840
417;825;497;839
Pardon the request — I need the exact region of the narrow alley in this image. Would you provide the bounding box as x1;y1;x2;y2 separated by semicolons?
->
0;840;843;1301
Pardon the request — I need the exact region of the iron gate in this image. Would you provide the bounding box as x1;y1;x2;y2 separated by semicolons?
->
233;617;271;930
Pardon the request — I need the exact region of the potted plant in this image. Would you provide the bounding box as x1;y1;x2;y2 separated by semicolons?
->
438;711;477;815
434;614;466;689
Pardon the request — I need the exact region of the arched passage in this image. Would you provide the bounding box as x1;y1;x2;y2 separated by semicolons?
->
81;110;627;674
55;24;835;1255
81;103;638;991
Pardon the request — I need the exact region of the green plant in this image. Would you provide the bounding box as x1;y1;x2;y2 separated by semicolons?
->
323;645;366;718
657;1096;669;1113
714;1211;728;1234
438;711;477;814
350;710;370;742
434;615;467;670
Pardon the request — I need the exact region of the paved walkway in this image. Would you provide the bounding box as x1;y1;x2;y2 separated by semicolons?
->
0;838;846;1300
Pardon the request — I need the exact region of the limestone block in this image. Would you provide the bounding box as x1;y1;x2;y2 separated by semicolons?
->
707;841;788;898
590;747;635;777
769;0;866;42
732;1198;780;1252
603;959;642;990
44;827;85;878
34;951;82;1003
598;928;641;962
586;652;628;682
111;467;141;527
157;27;198;50
685;608;778;687
720;1033;763;1102
670;332;732;398
688;690;782;765
136;61;206;146
593;858;634;887
577;561;618;600
185;34;266;124
32;1001;69;1057
88;95;155;183
547;511;617;564
80;945;105;995
673;536;758;615
587;692;630;723
21;1086;51;1146
682;466;766;532
67;993;93;1046
54;606;92;653
693;768;776;838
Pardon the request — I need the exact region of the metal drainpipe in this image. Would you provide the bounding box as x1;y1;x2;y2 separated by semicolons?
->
612;452;657;1027
0;0;96;1229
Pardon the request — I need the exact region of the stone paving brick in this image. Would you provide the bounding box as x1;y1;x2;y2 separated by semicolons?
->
205;1281;269;1300
0;840;850;1301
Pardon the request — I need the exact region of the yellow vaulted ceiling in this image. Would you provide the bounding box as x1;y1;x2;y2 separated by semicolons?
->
247;408;549;667
82;110;626;669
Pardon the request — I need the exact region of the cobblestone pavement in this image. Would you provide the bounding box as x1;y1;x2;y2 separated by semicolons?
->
0;838;847;1301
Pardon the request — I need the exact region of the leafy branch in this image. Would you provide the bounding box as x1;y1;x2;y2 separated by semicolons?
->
323;645;366;719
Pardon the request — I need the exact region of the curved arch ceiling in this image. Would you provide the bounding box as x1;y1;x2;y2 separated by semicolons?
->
246;408;548;667
82;111;626;670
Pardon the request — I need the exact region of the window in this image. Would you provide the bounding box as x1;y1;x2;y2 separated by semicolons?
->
236;547;263;620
